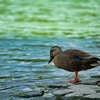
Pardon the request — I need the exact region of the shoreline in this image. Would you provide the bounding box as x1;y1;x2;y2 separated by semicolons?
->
0;76;100;100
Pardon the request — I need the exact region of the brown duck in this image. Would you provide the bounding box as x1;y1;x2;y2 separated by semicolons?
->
48;46;100;83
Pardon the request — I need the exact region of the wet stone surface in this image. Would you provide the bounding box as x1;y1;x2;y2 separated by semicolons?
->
0;78;100;100
91;75;100;78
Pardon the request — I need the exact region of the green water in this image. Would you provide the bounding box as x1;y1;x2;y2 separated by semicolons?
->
0;0;100;38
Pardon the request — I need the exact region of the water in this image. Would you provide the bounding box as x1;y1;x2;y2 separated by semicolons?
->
0;38;100;99
0;0;100;99
0;0;100;38
0;38;100;82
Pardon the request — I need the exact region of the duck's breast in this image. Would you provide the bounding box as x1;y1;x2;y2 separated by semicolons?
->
53;53;75;72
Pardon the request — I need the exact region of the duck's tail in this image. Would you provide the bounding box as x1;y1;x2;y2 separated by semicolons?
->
90;58;100;67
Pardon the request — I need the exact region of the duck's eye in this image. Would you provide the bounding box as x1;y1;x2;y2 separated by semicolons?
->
51;48;56;51
50;50;54;54
51;49;54;52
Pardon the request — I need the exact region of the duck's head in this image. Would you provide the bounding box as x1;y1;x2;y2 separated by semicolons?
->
48;46;62;64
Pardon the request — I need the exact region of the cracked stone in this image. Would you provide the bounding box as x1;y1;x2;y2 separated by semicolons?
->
84;93;100;99
15;89;44;98
65;85;97;97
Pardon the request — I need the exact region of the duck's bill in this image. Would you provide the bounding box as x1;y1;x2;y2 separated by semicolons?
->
48;56;54;64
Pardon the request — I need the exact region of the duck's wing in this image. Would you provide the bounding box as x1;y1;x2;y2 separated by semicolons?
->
64;49;100;67
64;49;99;60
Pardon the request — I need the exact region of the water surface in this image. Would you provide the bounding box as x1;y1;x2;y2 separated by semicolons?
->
0;38;100;82
0;0;100;99
0;0;100;38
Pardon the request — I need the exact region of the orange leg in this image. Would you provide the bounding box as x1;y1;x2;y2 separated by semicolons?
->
69;71;80;84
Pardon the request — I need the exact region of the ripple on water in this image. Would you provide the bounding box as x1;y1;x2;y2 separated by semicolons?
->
0;0;100;38
0;38;100;81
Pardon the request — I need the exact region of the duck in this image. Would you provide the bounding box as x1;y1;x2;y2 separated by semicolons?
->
48;46;100;84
